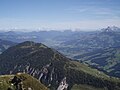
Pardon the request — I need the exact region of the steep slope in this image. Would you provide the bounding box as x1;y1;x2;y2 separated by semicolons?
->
0;73;48;90
0;39;16;54
74;46;120;78
0;41;120;90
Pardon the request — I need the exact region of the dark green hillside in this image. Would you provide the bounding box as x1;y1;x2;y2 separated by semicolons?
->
0;41;120;90
0;73;48;90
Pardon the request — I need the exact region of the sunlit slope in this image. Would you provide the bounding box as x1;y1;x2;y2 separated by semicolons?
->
0;73;48;90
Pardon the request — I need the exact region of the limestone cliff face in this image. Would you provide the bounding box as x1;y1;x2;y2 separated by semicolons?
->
57;77;68;90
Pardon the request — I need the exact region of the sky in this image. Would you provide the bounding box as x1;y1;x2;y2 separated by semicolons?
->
0;0;120;31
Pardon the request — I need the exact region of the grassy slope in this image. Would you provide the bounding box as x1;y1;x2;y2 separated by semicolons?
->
69;61;120;82
71;84;105;90
74;47;120;77
0;73;48;90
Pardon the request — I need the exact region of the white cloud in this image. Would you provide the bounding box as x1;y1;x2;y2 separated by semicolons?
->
65;6;120;18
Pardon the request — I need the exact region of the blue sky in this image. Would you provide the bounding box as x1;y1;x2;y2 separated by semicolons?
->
0;0;120;31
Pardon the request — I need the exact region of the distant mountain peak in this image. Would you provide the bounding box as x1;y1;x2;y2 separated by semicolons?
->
101;26;120;33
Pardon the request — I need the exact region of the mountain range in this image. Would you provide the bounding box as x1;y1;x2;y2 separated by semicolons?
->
0;41;120;90
55;26;120;58
54;26;120;78
0;26;120;79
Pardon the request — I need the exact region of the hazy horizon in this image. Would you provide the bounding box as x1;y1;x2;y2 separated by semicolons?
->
0;0;120;31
